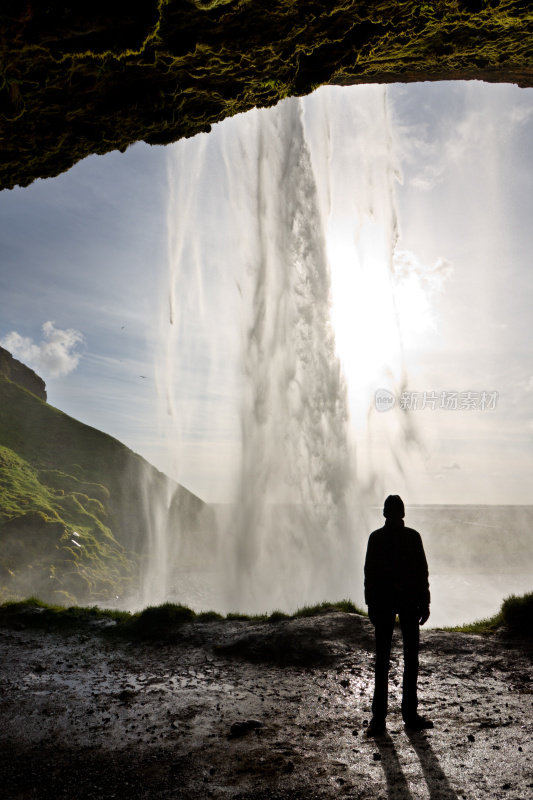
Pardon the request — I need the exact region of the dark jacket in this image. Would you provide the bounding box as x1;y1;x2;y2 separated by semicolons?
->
364;519;430;610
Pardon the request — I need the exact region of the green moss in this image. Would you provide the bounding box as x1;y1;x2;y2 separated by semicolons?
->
1;1;532;189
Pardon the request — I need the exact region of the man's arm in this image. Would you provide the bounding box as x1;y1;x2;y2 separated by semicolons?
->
414;530;430;624
364;533;379;623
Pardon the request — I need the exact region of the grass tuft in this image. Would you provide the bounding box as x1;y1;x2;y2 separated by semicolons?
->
293;599;364;618
267;610;291;622
131;602;196;636
501;591;533;635
197;610;224;622
439;591;533;637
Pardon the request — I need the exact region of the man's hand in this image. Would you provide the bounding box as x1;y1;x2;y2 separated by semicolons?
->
418;606;430;625
368;606;378;626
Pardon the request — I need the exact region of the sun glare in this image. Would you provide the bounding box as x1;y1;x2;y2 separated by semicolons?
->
328;220;442;431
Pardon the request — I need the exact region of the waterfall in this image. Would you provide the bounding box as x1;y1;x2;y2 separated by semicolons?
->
153;85;405;614
223;97;353;613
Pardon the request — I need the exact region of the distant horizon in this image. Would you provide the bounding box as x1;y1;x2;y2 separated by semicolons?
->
206;501;533;509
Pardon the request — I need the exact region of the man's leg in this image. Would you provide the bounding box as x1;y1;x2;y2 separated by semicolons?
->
399;607;420;721
371;610;396;722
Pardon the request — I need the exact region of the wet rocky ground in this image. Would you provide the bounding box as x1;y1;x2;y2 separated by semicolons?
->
0;612;531;799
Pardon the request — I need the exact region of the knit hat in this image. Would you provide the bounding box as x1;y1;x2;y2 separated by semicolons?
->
383;494;405;519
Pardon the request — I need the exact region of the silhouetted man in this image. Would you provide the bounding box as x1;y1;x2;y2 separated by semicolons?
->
364;495;433;736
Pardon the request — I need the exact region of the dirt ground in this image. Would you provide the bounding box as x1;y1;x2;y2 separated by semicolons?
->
0;612;531;799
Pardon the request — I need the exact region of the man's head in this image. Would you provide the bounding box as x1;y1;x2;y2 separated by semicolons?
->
383;494;405;520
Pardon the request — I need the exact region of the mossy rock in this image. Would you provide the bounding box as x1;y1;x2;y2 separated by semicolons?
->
1;1;532;189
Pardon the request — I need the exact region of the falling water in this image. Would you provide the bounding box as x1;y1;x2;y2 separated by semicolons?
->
155;86;407;615
223;97;353;613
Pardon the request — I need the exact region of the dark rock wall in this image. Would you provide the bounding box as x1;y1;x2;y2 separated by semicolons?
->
0;346;47;401
1;0;532;189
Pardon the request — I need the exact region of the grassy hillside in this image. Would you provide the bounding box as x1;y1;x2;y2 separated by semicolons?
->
0;375;205;606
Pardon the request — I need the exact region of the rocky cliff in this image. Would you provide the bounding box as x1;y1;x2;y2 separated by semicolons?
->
0;371;210;606
0;346;46;401
1;0;532;189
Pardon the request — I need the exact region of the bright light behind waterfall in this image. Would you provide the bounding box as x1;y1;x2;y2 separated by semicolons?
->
309;89;451;436
327;241;449;429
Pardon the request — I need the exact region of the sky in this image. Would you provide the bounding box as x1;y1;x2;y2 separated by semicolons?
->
1;80;533;506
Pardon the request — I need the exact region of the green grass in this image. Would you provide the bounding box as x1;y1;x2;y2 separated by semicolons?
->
225;600;365;622
130;602;196;637
0;596;131;632
292;600;363;618
3;594;531;641
441;614;504;635
0;376;203;607
224;599;365;623
0;431;135;606
197;610;224;622
500;591;533;633
439;592;533;637
267;610;291;622
0;596;365;637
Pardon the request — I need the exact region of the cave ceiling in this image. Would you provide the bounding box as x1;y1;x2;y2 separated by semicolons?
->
1;0;532;189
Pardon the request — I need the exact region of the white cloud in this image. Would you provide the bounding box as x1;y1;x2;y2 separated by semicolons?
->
1;321;84;377
393;86;533;193
409;165;446;192
393;250;453;291
390;250;453;341
509;104;533;125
